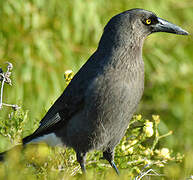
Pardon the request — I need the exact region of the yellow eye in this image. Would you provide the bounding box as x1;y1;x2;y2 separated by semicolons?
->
145;19;151;25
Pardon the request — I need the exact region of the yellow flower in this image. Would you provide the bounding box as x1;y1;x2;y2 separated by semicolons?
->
129;139;138;146
152;115;160;124
134;167;141;173
121;144;126;151
155;148;171;159
143;120;154;137
143;148;151;156
160;148;171;159
157;162;164;167
145;120;153;127
127;147;134;154
64;70;74;85
144;159;151;165
136;114;142;120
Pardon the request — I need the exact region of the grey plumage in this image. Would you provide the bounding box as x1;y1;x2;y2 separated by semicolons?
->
1;9;188;174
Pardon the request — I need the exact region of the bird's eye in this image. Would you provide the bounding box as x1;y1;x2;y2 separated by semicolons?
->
145;19;151;25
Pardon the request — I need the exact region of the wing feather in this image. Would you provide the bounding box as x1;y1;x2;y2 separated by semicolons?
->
22;51;98;144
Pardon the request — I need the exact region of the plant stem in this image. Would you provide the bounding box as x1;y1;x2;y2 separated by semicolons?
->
0;75;5;109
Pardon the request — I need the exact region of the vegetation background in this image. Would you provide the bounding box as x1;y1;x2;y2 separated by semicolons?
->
0;0;192;179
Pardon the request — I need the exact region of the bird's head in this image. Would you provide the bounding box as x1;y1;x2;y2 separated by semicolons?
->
101;9;188;47
128;9;188;36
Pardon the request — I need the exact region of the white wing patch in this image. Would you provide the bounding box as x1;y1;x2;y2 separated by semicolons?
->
27;133;64;147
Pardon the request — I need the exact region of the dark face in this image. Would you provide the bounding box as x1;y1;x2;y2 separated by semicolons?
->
128;9;188;37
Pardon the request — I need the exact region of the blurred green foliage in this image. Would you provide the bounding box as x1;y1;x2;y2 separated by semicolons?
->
0;0;193;179
0;110;184;179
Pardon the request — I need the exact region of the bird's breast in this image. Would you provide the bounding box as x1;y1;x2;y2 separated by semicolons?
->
85;65;144;127
65;62;144;151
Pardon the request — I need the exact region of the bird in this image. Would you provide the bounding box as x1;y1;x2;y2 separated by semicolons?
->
0;8;188;175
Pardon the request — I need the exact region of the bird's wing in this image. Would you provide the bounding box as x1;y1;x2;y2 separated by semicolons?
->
37;92;84;134
22;52;99;144
22;77;86;144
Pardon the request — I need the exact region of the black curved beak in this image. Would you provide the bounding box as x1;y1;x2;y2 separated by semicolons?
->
152;17;189;35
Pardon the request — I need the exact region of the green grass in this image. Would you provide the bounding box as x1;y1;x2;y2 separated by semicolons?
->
0;112;186;179
0;0;193;179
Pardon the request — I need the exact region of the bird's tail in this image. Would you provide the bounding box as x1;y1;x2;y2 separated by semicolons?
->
22;134;37;145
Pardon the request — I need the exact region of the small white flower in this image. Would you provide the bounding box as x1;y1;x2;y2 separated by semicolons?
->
160;148;170;159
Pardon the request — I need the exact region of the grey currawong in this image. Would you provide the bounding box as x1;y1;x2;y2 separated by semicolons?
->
1;9;188;174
